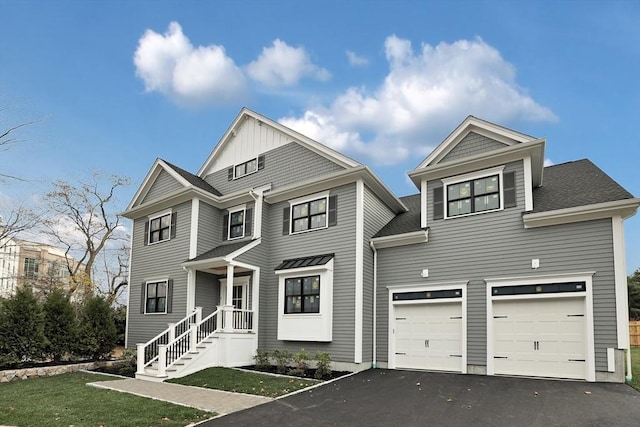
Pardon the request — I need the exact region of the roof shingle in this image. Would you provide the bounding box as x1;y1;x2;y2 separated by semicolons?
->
163;160;222;196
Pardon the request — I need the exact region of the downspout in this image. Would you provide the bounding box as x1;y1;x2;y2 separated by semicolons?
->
370;241;378;369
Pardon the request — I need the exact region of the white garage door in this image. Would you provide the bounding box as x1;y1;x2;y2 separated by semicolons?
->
493;297;586;380
395;302;463;372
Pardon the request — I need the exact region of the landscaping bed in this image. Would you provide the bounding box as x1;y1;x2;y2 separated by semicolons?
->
240;364;351;381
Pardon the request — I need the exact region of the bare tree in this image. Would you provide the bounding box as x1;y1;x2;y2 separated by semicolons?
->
41;172;131;301
0;201;38;248
1;109;39;182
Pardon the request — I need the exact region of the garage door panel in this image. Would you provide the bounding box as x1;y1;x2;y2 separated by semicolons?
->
492;297;586;380
395;302;463;372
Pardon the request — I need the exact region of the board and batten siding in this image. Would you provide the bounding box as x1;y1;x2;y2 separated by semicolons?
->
376;160;617;373
362;185;397;363
126;201;192;348
439;132;508;164
140;169;184;205
203;142;345;195
258;183;358;362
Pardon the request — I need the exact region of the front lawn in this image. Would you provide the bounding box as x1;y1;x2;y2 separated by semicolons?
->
629;347;640;392
169;367;320;397
0;372;211;427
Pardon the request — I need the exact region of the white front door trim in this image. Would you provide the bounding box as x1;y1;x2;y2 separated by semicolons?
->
486;272;595;382
387;281;467;372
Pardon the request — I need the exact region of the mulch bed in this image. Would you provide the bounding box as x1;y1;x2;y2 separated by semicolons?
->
240;365;351;381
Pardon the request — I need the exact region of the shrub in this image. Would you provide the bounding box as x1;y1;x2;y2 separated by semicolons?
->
254;348;270;369
314;351;332;379
0;286;47;367
43;289;77;362
272;348;292;374
289;349;311;376
77;296;117;360
113;305;127;346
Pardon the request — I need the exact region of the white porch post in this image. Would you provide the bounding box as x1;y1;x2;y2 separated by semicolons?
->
167;323;176;342
223;264;234;332
157;345;167;377
136;343;145;374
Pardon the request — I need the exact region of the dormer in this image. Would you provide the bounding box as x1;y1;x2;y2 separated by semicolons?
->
408;116;546;228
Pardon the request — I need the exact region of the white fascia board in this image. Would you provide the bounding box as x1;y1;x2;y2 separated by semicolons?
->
126;159;193;211
416;116;537;169
523;198;640;229
409;139;545;188
370;230;429;249
198;108;360;177
265;167;407;213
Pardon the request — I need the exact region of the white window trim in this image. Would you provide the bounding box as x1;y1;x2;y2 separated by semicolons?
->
227;204;246;241
275;259;333;341
144;279;169;315
147;209;172;245
441;166;505;219
485;272;595;382
220;276;250;309
288;190;330;235
233;157;259;179
387;281;467;372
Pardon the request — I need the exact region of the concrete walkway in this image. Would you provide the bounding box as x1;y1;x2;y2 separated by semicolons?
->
88;378;273;415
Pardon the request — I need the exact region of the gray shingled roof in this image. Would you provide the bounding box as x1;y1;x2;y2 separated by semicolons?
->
275;253;334;271
187;240;251;262
374;159;635;238
532;159;635;213
373;194;422;238
163;160;222;196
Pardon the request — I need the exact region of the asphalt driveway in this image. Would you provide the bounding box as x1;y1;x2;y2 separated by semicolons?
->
201;369;640;426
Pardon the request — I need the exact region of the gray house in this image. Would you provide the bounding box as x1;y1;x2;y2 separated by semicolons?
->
123;109;638;383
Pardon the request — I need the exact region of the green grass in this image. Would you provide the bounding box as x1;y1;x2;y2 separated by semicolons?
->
629;347;640;392
169;367;320;397
0;372;212;427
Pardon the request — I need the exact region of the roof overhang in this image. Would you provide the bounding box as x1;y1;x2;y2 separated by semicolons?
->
370;229;429;249
408;138;546;189
523;198;640;229
265;165;407;214
181;238;261;271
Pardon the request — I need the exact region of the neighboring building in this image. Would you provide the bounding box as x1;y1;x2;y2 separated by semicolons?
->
1;239;86;301
124;109;639;383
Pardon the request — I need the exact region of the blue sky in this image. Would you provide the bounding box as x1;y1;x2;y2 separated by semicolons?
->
1;0;638;272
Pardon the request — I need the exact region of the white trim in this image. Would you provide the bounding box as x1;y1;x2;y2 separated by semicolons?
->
189;199;199;259
143;279;170;315
288;191;330;235
607;348;616;372
354;179;364;363
523;198;640;229
186;268;196;314
370;230;429;249
126;159;191;211
523;155;533;211
485;272;596;382
387;282;467;373
612;216;630;350
220;275;250;308
227;204;247;240
441;166;505;219
147;209;173;245
421;179;428;229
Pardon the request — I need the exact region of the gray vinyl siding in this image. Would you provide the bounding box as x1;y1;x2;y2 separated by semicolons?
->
126;201;192;347
195;272;220;318
376;159;616;372
203;142;345;195
439;132;508;164
362;185;397;363
258;183;358;362
141;170;184;205
197;201;223;256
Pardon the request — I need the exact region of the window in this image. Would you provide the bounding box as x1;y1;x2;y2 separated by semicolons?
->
229;209;245;239
228;155;265;180
285;275;320;314
145;281;167;313
24;258;39;279
292;198;327;233
447;174;500;217
146;212;176;244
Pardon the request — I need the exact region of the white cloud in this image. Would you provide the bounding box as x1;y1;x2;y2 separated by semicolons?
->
133;22;246;106
544;158;555;167
346;50;369;67
281;35;557;165
246;39;330;87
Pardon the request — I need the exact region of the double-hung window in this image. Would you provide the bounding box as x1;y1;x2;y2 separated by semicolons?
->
229;208;245;239
447;175;500;216
149;213;171;244
24;258;39;279
292;198;327;233
285;275;320;314
145;280;167;314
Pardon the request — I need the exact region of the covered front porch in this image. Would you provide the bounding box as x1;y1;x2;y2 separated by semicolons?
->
136;240;261;381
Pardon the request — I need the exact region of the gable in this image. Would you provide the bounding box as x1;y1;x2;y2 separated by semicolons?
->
438;132;509;164
138;168;186;207
197;108;360;179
